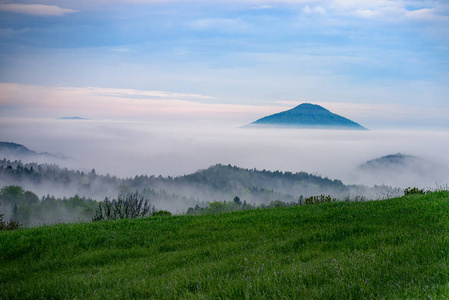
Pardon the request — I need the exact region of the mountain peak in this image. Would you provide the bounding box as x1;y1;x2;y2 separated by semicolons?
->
250;103;367;130
291;103;330;113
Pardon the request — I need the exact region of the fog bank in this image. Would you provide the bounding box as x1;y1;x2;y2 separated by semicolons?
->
1;118;448;189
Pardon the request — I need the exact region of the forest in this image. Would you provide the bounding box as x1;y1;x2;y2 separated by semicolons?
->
0;158;401;226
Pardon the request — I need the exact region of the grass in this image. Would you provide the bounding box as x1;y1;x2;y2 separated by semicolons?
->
1;191;449;299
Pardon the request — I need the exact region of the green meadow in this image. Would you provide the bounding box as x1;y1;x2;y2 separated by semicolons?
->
1;191;449;299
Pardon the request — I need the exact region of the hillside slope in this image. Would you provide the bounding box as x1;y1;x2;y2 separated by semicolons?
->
1;191;448;299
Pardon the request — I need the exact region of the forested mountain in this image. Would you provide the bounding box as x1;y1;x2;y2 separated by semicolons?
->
0;142;40;157
355;153;443;188
0;159;399;213
359;153;420;170
0;142;65;161
178;164;346;198
250;103;367;130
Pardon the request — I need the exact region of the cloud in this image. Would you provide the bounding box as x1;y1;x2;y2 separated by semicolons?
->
0;83;282;121
189;18;249;32
4;0;446;24
406;8;434;19
2;83;447;129
302;5;326;14
81;86;214;100
355;9;380;18
405;8;449;22
250;5;274;10
2;112;448;188
0;3;78;16
313;0;447;23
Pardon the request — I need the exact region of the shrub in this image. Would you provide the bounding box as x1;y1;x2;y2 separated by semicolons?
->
153;210;172;217
305;194;336;205
0;214;20;231
92;192;155;222
404;187;425;196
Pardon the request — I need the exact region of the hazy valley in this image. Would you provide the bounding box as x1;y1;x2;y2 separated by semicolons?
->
2;117;447;189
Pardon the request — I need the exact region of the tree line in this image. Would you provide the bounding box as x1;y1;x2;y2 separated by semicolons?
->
0;160;399;208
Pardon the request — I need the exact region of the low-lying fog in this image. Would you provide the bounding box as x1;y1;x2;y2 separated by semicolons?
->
1;117;448;190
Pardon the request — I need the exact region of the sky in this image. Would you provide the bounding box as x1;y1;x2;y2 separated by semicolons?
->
0;0;448;127
0;0;449;190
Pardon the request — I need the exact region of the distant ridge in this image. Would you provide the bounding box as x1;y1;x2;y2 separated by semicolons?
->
249;103;367;130
0;141;67;160
59;117;88;120
0;142;37;156
359;153;420;170
355;152;445;187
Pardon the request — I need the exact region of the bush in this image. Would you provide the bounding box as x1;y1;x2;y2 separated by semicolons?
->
92;192;155;221
305;194;336;205
404;187;425;196
0;214;20;231
153;210;172;217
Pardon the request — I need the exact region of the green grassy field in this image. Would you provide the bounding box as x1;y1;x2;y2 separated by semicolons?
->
1;191;449;299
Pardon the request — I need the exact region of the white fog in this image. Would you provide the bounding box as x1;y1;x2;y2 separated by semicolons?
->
1;117;448;190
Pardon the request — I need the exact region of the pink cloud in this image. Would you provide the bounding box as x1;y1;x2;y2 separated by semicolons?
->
0;84;282;122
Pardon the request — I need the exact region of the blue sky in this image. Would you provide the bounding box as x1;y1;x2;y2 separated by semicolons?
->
0;0;448;127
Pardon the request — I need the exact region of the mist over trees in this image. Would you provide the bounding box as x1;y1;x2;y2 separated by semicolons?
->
0;159;401;217
0;185;97;226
